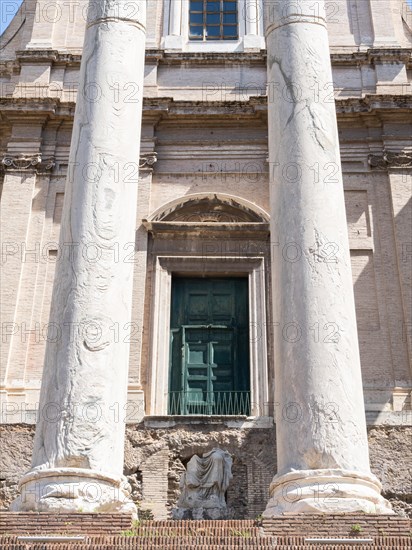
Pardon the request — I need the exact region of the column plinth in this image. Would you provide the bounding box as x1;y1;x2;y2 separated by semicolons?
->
14;469;135;514
11;0;147;515
264;0;392;516
265;470;392;515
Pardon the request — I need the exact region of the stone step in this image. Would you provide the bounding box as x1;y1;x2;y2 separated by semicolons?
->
0;513;410;549
261;514;410;537
0;515;257;535
0;513;134;535
0;536;411;549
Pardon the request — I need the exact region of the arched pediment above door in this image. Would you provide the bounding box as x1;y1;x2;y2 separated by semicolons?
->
144;193;269;236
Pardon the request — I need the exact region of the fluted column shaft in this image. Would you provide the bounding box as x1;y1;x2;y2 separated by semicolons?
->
12;0;147;514
264;0;392;515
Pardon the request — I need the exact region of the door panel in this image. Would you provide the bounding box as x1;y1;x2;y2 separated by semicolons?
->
169;278;250;415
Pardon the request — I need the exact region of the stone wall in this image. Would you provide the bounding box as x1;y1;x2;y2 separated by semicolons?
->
1;423;411;518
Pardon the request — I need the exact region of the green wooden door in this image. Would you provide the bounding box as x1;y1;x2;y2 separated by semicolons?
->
169;278;250;415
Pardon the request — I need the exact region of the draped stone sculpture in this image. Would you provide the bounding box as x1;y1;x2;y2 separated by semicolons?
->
173;449;233;519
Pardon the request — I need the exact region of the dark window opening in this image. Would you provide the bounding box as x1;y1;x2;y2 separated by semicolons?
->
189;0;238;41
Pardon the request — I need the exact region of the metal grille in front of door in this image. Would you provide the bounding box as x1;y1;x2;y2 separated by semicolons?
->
168;325;250;416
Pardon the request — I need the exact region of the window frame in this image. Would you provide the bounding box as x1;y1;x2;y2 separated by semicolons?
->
182;0;246;51
189;0;239;42
163;0;264;53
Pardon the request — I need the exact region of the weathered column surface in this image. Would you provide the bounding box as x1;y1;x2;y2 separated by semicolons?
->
264;1;392;515
12;0;146;514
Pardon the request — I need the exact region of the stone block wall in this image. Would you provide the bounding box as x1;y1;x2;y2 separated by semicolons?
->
1;423;411;518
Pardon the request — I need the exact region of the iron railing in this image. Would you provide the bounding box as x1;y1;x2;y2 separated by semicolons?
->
168;390;250;416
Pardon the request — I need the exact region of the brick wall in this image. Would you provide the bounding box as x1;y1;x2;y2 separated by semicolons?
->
0;514;410;549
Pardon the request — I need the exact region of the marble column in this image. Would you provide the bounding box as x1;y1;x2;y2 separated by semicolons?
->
12;0;146;514
264;0;392;515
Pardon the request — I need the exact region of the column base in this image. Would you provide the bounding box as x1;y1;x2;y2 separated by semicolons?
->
263;469;394;516
10;468;137;516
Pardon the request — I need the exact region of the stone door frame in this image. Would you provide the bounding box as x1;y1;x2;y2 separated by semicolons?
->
148;255;269;417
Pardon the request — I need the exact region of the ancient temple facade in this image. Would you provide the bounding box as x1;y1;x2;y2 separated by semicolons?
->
0;0;411;518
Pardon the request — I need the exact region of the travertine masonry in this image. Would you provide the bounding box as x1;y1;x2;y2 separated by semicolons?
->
1;424;411;518
0;0;411;521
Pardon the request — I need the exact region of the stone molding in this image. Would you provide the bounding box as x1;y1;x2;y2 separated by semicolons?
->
139;153;158;171
264;469;393;515
1;153;55;172
11;467;136;514
1;96;412;121
150;193;269;223
148;256;269;417
15;50;81;65
331;48;412;67
3;47;411;69
368;151;412;170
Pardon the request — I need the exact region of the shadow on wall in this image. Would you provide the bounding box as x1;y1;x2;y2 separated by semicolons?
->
352;189;412;413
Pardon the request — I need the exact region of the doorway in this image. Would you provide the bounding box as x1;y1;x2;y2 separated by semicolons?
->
169;277;250;415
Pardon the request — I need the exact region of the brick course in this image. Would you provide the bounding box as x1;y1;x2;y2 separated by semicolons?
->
0;514;411;549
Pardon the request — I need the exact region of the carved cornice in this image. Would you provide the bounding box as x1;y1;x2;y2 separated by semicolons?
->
1;46;411;82
15;49;82;65
368;48;412;66
1;153;55;172
1;95;411;121
331;48;412;67
151;194;269;224
336;94;412;114
5;47;411;68
143;220;270;239
139;153;157;171
368;151;412;170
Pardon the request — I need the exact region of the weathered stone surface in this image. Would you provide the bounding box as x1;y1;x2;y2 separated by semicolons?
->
124;424;277;520
0;425;33;482
0;0;411;525
0;425;34;510
368;426;412;517
10;0;147;515
172;448;233;519
1;424;411;518
264;0;393;515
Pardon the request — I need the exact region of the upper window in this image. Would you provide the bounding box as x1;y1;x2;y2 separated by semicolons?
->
189;0;238;41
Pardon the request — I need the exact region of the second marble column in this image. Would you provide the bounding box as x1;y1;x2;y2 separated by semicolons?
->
264;0;392;515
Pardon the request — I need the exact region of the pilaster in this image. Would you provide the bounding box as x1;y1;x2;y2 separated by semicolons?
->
127;145;158;421
0;118;47;394
368;0;399;47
